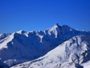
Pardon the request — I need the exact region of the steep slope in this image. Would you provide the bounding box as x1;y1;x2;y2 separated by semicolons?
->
11;35;90;68
0;33;9;41
0;24;89;67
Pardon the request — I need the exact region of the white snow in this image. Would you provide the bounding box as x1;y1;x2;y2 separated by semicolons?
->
82;61;90;68
48;24;61;38
36;33;43;43
0;33;14;49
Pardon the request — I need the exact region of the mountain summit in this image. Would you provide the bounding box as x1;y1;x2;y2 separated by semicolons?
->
49;24;62;38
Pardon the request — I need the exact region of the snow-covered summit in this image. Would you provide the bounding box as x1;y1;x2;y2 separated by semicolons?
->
16;30;26;34
49;24;61;31
48;24;62;38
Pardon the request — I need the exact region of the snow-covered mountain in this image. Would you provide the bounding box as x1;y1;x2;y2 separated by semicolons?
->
0;24;90;68
11;35;90;68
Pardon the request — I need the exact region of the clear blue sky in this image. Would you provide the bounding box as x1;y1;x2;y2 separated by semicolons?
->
0;0;90;33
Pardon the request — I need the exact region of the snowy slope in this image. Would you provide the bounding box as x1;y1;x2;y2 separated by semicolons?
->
82;61;90;68
0;33;9;40
11;35;90;68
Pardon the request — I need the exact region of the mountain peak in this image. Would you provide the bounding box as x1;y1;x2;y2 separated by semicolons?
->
49;24;73;31
48;24;62;38
49;24;61;31
54;23;60;27
53;23;61;28
16;30;26;34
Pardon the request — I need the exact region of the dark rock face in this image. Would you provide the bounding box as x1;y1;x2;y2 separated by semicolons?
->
75;64;83;68
0;61;9;68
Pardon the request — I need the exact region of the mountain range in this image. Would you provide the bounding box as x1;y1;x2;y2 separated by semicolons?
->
0;24;90;68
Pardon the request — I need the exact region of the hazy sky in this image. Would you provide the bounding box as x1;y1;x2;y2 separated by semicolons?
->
0;0;90;33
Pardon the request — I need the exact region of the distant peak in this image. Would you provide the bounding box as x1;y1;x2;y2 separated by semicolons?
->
48;24;62;38
49;24;61;31
16;30;26;34
53;23;61;28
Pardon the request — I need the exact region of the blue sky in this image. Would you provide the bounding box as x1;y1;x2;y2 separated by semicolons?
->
0;0;90;33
